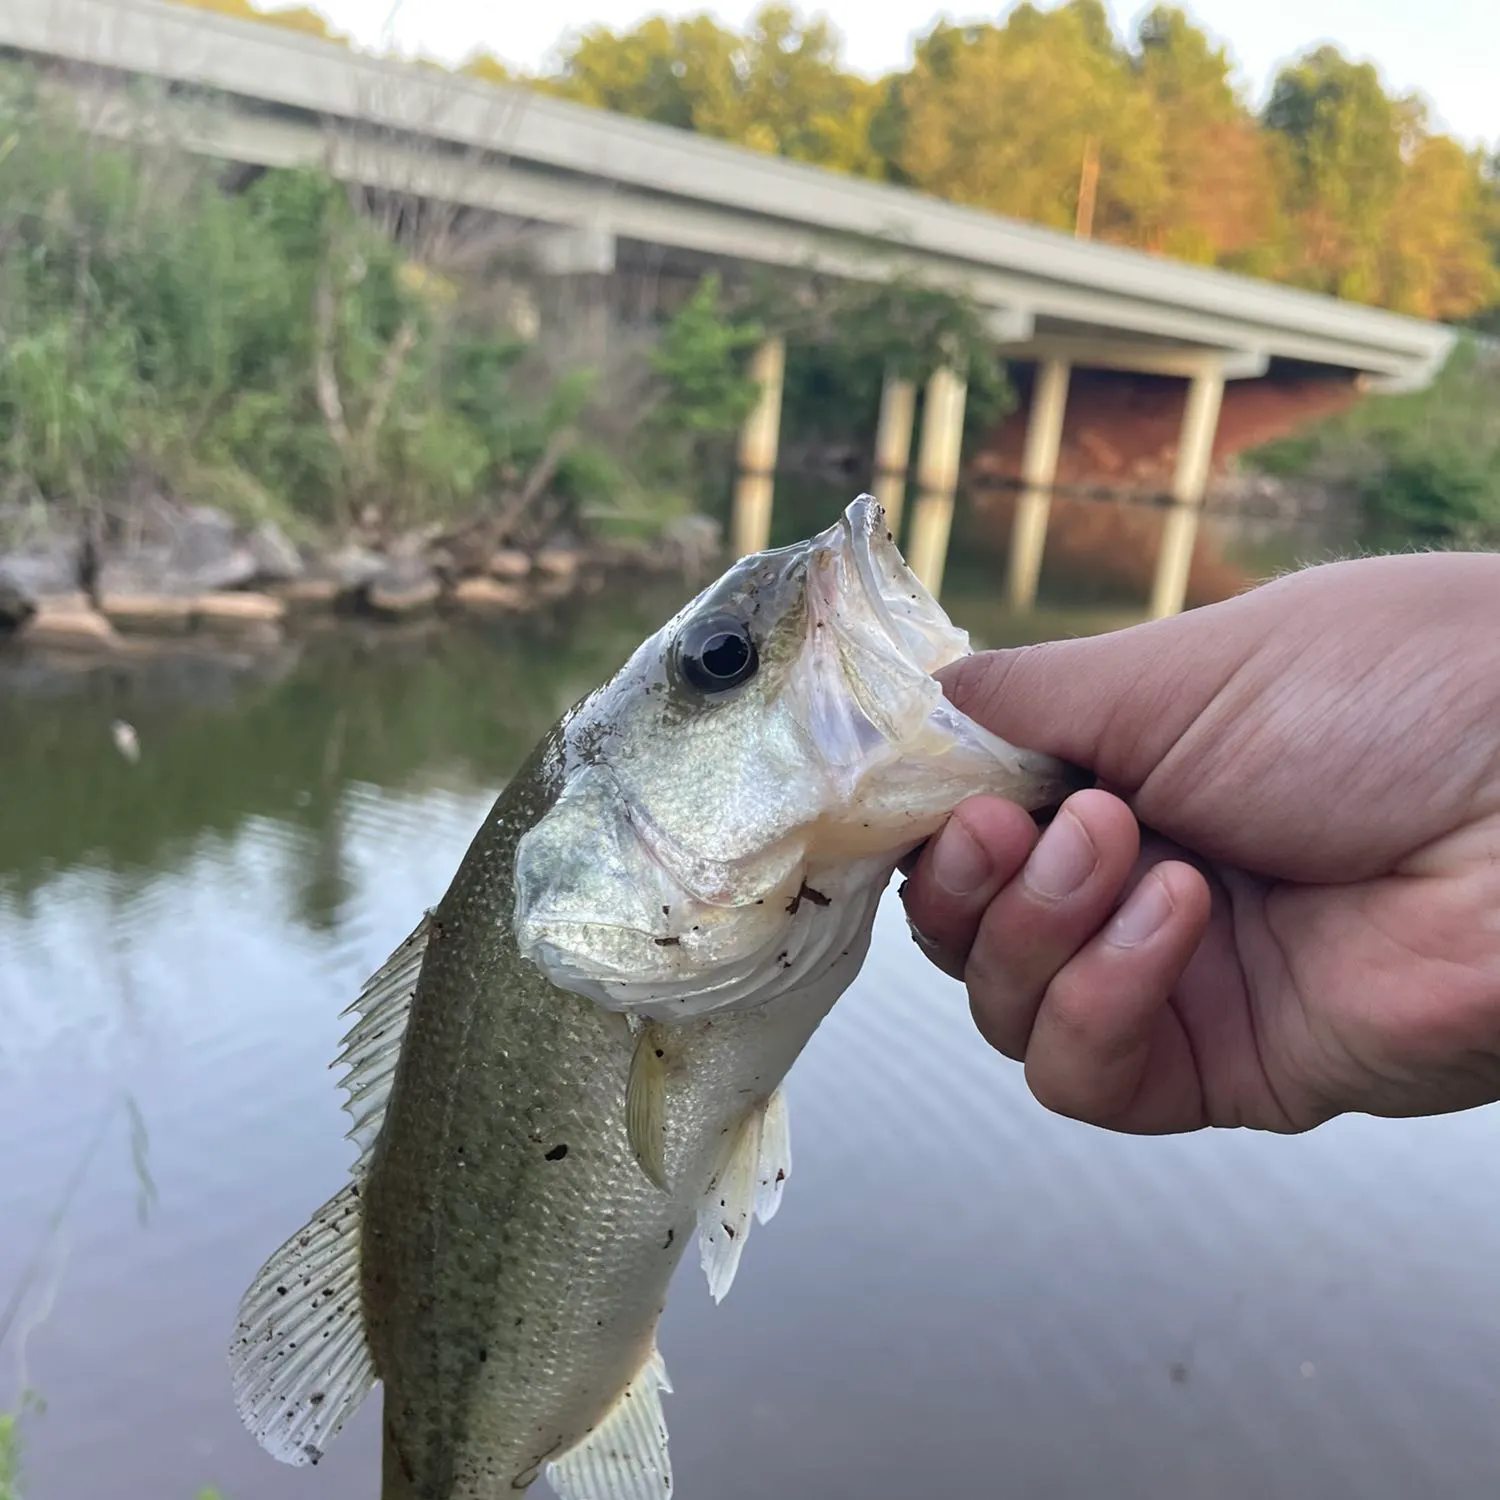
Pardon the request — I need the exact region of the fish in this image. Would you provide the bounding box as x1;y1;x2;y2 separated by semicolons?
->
228;494;1081;1499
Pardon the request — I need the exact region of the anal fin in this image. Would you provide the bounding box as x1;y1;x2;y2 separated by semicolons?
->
545;1344;673;1500
228;1181;376;1467
697;1085;792;1304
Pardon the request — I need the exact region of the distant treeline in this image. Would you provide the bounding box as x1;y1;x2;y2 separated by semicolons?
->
171;0;1500;327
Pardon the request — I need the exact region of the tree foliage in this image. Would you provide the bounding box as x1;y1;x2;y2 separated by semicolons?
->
0;66;763;534
541;6;882;174
162;0;1500;324
533;1;1497;324
1250;338;1500;548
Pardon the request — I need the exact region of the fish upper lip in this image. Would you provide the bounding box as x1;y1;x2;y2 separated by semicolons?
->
827;494;953;669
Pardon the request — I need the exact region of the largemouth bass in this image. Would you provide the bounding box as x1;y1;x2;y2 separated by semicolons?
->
229;495;1079;1499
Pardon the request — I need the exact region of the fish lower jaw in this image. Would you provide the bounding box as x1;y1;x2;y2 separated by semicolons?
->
549;863;892;1025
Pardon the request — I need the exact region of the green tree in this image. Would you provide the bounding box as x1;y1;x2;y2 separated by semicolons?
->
1263;45;1498;318
883;3;1168;244
1382;136;1500;320
1262;45;1412;303
1133;6;1285;272
543;5;880;174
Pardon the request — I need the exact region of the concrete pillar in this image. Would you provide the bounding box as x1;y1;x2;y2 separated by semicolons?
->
905;364;968;600
1149;363;1226;620
1005;358;1072;614
730;336;786;559
871;371;916;538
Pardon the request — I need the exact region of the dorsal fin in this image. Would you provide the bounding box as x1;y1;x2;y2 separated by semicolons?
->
333;911;432;1173
545;1344;673;1500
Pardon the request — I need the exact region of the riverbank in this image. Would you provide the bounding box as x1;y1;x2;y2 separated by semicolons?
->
0;496;723;660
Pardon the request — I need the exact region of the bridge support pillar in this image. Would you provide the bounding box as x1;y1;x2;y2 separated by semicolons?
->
1149;362;1226;620
731;336;786;559
906;363;968;601
871;371;916;538
1005;357;1072;613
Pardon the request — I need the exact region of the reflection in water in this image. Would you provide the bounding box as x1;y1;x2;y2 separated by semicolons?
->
3;579;1500;1500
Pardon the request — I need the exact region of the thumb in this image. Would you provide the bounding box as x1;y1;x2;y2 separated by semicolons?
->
938;609;1254;798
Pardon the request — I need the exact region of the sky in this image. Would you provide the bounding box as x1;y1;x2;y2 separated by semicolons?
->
310;0;1498;147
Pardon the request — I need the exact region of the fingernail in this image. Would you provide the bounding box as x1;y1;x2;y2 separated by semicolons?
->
929;817;990;897
1021;810;1095;901
1107;874;1174;948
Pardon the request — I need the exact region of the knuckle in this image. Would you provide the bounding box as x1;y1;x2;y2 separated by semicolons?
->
1023;1052;1096;1122
1039;967;1100;1050
969;987;1027;1062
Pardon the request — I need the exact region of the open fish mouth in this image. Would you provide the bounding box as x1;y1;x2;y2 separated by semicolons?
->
836;494;972;677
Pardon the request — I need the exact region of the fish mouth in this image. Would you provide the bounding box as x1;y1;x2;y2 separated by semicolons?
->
785;494;977;782
832;493;972;678
789;493;1081;836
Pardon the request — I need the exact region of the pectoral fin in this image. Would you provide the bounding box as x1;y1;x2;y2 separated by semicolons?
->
697;1086;792;1303
545;1343;673;1500
626;1024;670;1191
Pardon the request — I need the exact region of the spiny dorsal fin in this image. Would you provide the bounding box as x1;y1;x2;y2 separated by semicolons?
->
697;1086;792;1304
545;1344;673;1500
228;1181;375;1467
333;910;432;1173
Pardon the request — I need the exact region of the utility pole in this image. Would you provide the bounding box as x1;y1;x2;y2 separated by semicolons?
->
1075;136;1100;240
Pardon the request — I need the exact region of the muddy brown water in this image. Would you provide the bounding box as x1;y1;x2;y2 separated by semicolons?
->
3;574;1499;1500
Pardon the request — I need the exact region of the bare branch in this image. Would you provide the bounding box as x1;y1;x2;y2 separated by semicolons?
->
313;256;351;457
359;316;417;452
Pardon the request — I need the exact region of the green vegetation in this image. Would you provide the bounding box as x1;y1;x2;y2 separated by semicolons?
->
0;1413;17;1500
1249;338;1500;549
0;62;1010;544
0;66;766;539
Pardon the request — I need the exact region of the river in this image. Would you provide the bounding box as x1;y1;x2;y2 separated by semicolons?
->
3;570;1499;1500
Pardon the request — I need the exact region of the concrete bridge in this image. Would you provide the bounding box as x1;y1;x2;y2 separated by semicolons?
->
2;0;1458;614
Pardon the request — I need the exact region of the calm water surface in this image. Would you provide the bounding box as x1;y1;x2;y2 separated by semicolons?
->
3;579;1500;1500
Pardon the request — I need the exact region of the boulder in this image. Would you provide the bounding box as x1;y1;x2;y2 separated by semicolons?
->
99;504;259;596
273;577;342;610
0;576;36;631
194;592;287;629
322;543;386;598
663;514;723;578
247;521;305;584
100;594;195;633
0;537;79;626
534;546;579;581
452;577;530;614
20;602;121;651
366;556;442;618
486;548;532;581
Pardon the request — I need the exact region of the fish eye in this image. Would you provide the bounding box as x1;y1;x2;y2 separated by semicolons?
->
676;614;759;694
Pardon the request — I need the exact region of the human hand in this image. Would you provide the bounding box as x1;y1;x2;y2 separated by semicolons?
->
901;552;1500;1133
